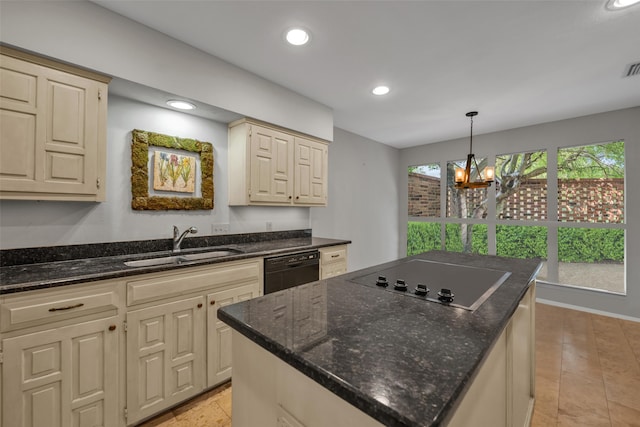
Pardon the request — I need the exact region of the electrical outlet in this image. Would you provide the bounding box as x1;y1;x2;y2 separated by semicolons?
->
211;223;230;235
266;221;273;231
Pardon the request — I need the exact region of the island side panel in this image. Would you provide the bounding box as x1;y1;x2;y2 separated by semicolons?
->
231;331;385;427
446;283;536;427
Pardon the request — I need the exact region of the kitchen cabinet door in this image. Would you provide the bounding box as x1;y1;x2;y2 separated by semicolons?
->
126;296;205;425
207;283;260;387
319;245;348;279
2;317;119;427
293;137;327;205
228;118;329;207
249;125;294;204
0;47;109;201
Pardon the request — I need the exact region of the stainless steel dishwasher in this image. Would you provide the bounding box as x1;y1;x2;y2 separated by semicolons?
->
263;250;320;294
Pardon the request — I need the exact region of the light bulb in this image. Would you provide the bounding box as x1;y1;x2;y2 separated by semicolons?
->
286;28;310;46
166;100;195;110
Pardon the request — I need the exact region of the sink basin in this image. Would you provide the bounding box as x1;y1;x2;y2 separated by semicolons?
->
125;249;242;268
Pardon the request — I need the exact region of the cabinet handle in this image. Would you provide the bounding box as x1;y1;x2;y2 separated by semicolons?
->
49;303;84;312
197;303;203;308
331;254;340;258
108;325;117;331
210;300;216;306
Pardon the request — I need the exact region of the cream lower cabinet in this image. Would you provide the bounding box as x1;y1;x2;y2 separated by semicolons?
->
319;245;348;279
125;296;206;424
2;317;119;427
124;258;262;426
0;258;263;427
207;283;260;387
0;280;124;427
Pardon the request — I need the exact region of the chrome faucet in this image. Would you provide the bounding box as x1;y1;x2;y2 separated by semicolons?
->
173;225;198;252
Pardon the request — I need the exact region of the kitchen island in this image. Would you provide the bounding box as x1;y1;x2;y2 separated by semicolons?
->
218;251;542;427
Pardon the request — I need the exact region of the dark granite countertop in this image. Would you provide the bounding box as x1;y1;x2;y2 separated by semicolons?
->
218;250;542;427
0;229;350;294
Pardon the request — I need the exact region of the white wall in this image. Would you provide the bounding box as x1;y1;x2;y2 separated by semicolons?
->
399;107;640;318
0;96;310;249
311;128;401;272
0;0;333;141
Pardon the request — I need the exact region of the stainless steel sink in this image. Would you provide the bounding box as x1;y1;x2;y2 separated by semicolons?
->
124;249;242;268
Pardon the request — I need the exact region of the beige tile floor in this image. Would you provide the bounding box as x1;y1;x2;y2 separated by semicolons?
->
532;303;640;427
137;382;231;427
138;303;640;427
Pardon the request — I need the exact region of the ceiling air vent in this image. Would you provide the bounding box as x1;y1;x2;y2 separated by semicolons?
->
624;62;640;77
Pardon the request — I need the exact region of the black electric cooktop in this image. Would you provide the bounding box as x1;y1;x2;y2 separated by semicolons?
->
349;259;511;311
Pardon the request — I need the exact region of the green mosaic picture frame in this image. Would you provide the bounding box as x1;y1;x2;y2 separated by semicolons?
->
131;129;214;210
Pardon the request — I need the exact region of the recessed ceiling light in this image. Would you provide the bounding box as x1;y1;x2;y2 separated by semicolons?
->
285;28;310;46
166;100;196;110
372;86;390;96
606;0;640;9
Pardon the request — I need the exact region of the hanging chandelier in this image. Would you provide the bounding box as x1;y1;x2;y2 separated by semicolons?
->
454;111;495;189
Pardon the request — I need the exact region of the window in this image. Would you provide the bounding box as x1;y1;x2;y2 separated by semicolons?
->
555;141;625;293
408;164;441;217
407;164;442;255
406;140;625;295
446;159;489;219
495;151;547;220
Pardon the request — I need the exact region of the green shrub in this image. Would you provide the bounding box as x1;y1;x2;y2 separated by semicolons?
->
444;224;487;254
558;228;624;263
408;222;623;263
496;226;547;259
407;222;441;255
444;223;462;252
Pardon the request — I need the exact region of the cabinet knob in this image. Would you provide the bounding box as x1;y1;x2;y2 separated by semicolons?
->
288;196;292;199
108;325;117;331
210;300;216;306
296;196;299;199
197;303;203;308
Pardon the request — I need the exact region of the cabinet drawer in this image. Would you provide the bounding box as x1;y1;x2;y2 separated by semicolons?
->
0;282;120;332
322;261;347;279
320;246;347;265
127;258;263;306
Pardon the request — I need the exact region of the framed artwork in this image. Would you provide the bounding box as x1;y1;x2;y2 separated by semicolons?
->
131;129;214;210
153;151;196;193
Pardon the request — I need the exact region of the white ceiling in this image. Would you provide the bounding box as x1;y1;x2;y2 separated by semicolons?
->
95;0;640;149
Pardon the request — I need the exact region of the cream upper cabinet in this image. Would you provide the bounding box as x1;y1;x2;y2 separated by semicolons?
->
0;46;110;201
228;118;329;206
294;137;328;205
249;125;294;204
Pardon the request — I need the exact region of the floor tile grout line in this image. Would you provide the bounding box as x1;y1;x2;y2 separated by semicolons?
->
619;318;640;370
590;312;615;427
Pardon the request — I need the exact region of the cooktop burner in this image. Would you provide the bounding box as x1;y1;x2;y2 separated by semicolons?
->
349;259;511;311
